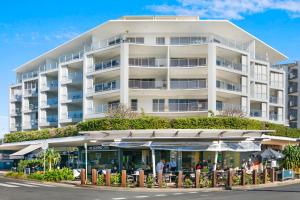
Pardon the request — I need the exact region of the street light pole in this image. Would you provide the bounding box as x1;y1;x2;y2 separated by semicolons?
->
84;143;88;180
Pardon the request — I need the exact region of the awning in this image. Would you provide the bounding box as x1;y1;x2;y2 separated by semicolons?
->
9;144;42;159
104;141;261;152
261;148;284;160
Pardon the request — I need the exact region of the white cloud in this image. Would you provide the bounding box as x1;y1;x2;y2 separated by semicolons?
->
147;0;300;20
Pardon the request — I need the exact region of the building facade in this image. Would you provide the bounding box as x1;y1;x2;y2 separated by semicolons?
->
285;61;300;128
9;16;287;132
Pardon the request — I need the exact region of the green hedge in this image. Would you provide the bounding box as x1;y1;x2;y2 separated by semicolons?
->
4;117;300;143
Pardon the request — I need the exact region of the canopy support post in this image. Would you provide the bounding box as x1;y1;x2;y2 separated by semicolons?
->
151;149;156;179
213;151;218;171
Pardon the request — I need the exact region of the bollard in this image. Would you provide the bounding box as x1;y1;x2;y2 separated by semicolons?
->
139;170;144;187
195;169;200;188
270;168;275;182
252;170;257;185
212;171;217;187
158;171;163;188
80;169;86;185
177;171;183;188
263;169;268;184
227;170;233;187
105;169;111;186
121;170;127;187
92;169;98;185
241;169;246;186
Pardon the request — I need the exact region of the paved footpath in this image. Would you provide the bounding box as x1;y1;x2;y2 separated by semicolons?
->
1;176;300;200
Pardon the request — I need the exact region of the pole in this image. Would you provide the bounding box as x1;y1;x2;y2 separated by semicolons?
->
43;150;46;173
213;151;218;171
84;143;88;180
151;149;156;178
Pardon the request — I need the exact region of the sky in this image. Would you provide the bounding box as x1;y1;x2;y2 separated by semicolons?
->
0;0;300;136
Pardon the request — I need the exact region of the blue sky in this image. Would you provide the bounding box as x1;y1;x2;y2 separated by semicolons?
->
0;0;300;136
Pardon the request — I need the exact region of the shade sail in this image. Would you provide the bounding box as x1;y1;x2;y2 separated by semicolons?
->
9;144;42;159
106;141;261;152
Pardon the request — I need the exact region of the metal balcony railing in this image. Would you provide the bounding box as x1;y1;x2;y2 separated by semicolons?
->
129;80;167;89
250;110;266;117
59;50;85;63
269;96;283;104
129;58;167;68
67;92;83;101
216;57;247;73
24;88;38;96
270;81;283;88
42;80;58;90
94;80;120;93
170;58;206;67
64;72;83;82
216;80;242;92
168;102;208;112
67;111;83;120
94;58;120;72
216;102;246;112
251;93;268;100
91;35;122;50
269;114;282;121
39;63;58;72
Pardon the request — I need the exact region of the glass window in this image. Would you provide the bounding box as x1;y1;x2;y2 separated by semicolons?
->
152;99;165;112
156;37;165;45
131;99;138;111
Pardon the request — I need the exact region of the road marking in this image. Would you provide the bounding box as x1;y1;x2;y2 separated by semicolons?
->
0;183;19;188
155;194;166;197
112;198;127;200
189;191;198;194
173;193;183;195
135;196;148;198
24;182;56;187
200;194;209;197
6;182;39;188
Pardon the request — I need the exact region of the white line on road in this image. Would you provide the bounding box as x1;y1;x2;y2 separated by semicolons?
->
24;182;56;187
6;182;39;188
0;183;19;188
189;191;198;194
135;196;149;198
173;193;184;195
112;198;127;200
155;194;166;197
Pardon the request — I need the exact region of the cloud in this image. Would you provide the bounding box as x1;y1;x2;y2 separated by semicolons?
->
147;0;300;20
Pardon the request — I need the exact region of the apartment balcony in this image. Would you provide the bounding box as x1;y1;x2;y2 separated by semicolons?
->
250;93;268;101
23;119;38;130
170;79;207;89
41;80;58;91
271;64;285;71
250;109;266;118
86;104;109;118
269;81;284;89
216;102;247;113
62;72;83;84
24;88;38;97
216;80;243;94
170;58;206;68
40;115;58;126
10;123;22;132
23;104;38;113
269;96;283;105
10;94;22;102
168;101;208;112
88;58;120;74
59;50;84;63
288;86;298;94
91;35;122;51
289;100;297;107
61;111;83;123
62;91;83;103
269;114;283;122
41;97;58;108
216;57;247;73
129;80;167;89
250;71;268;83
10;108;22;116
22;71;39;81
39;63;58;73
288;72;298;80
289;114;297;121
129;58;167;68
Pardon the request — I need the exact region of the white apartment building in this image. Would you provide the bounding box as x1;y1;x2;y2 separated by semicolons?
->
285;61;300;128
9;16;287;132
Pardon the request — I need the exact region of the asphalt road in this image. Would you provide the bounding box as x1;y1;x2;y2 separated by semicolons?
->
0;176;300;200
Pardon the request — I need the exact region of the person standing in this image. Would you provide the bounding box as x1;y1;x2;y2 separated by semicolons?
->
169;159;177;171
156;160;165;173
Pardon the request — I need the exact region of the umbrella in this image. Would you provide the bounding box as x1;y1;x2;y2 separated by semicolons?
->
261;148;284;160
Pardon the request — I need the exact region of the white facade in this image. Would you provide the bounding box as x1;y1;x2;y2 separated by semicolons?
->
285;61;300;128
8;16;287;132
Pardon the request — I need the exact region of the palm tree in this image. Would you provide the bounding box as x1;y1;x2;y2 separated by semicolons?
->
44;148;61;171
281;145;300;170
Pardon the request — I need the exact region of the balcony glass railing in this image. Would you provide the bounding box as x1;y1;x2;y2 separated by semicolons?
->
91;35;122;50
129;80;167;89
129;58;167;68
59;50;85;63
250;71;268;82
88;104;110;115
250;110;266;117
24;88;38;96
216;102;246;112
67;91;83;101
216;80;242;92
288;73;297;80
24;104;38;111
47;115;58;123
269;114;282;121
169;101;208;112
11;108;22;115
270;81;283;88
43;80;58;90
94;80;120;93
94;58;120;72
64;72;83;82
170;79;207;89
39;63;58;72
170;58;206;67
251;93;268;100
47;97;58;106
289;86;298;93
271;64;284;71
11;94;22;101
67;111;83;120
216;57;247;73
269;96;283;104
22;71;39;81
289;100;297;107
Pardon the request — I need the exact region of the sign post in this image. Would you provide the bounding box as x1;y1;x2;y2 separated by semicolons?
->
41;142;48;173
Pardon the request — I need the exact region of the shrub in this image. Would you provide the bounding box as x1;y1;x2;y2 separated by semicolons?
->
5;171;26;179
27;171;44;181
146;175;154;188
110;173;121;186
17;159;43;173
184;178;193;188
97;174;104;186
43;168;74;182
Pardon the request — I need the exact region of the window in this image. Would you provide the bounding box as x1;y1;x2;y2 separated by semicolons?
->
131;99;138;111
126;37;144;44
156;37;165;45
152;99;165;112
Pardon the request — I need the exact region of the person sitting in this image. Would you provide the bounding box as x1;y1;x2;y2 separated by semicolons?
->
195;162;202;170
169;159;177;172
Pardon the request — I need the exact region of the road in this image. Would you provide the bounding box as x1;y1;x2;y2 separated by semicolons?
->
0;176;300;200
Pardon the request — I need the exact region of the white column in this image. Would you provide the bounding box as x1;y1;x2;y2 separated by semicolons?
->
57;63;62;128
120;43;129;106
167;46;170;90
84;143;88;179
213;151;218;171
82;55;87;120
207;43;217;114
151;149;156;178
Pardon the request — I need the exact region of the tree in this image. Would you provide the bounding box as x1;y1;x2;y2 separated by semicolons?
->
280;145;300;170
41;148;61;171
105;104;138;119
